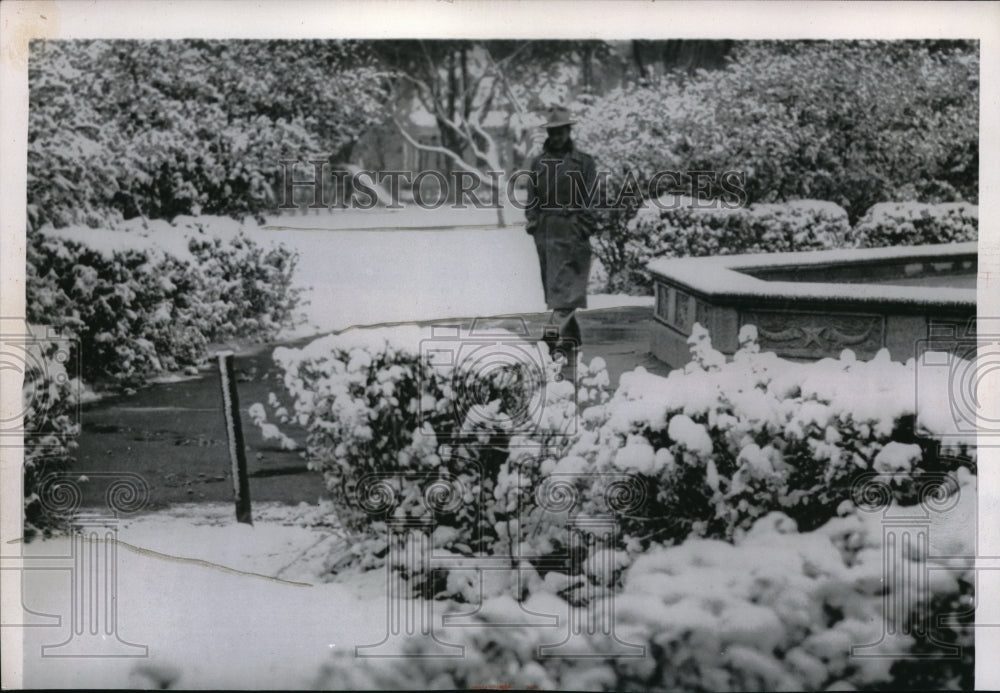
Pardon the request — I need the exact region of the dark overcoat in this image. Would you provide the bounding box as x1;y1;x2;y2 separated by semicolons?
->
524;146;599;311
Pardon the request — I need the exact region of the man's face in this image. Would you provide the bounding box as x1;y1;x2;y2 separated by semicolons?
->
547;124;571;149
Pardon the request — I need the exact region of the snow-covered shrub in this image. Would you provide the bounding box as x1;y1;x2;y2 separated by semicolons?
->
28;234;180;383
185;234;304;340
20;325;83;539
576;41;978;226
28;40;389;230
750;200;851;252
612;197;850;293
848;201;978;248
300;323;974;689
561;324;974;547
575;41;978;294
274;320;975;578
269;327;613;569
314;493;975;691
26;230;303;386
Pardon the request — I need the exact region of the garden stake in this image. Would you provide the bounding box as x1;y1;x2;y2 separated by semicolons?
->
218;351;253;525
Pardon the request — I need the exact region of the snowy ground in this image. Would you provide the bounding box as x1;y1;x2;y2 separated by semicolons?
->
17;504;387;689
14;480;982;689
18;209;658;688
42;207;653;341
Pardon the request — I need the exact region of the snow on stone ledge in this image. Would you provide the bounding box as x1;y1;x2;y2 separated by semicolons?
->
647;241;976;308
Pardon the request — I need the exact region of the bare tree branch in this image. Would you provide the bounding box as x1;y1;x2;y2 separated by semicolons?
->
494;41;531;70
462;65;492;111
483;47;526;115
418;40;440;86
398;72;438;119
398;69;476;152
394;118;495;188
462;120;490;165
455;78;502;167
474;75;500;122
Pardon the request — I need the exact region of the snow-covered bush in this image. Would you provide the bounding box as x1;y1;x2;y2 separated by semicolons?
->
314;494;975;691
26;230;303;386
608;197;850;293
20;325;83;539
575;41;978;294
28;40;389;229
750;200;852;252
274;321;974;578
561;324;974;547
269;326;613;569
299;324;974;689
592;197;974;294
185;234;304;340
848;201;978;248
576;41;978;225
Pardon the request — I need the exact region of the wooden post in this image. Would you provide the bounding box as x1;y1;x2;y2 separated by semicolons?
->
217;351;253;525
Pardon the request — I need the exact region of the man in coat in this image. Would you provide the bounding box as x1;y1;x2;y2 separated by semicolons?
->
524;105;599;376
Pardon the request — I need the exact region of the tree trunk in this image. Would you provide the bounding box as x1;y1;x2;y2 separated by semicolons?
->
328;139;358;209
495;198;507;228
582;44;594;93
632;40;648;81
658;39;734;73
461;45;471;119
445;50;458;181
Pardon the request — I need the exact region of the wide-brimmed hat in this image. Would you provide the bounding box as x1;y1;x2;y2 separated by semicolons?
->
540;105;576;129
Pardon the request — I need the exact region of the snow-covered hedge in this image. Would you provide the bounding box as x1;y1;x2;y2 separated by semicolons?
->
28;40;388;230
27;230;303;386
271;322;972;572
20;325;83;538
269;327;613;568
597;198;978;294
576;42;978;227
848;201;978;248
273;322;974;687
615;198;851;292
314;495;975;691
562;324;973;547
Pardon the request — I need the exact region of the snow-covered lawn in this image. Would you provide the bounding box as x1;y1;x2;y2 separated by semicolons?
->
42;209;652;340
16;477;978;689
19;503;385;689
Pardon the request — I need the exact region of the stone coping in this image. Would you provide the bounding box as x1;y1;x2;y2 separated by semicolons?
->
646;242;977;311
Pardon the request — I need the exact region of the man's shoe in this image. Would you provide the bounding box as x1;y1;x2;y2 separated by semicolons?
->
540;327;560;357
552;340;578;383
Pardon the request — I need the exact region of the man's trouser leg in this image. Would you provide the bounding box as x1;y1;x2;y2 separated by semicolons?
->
549;308;580;373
